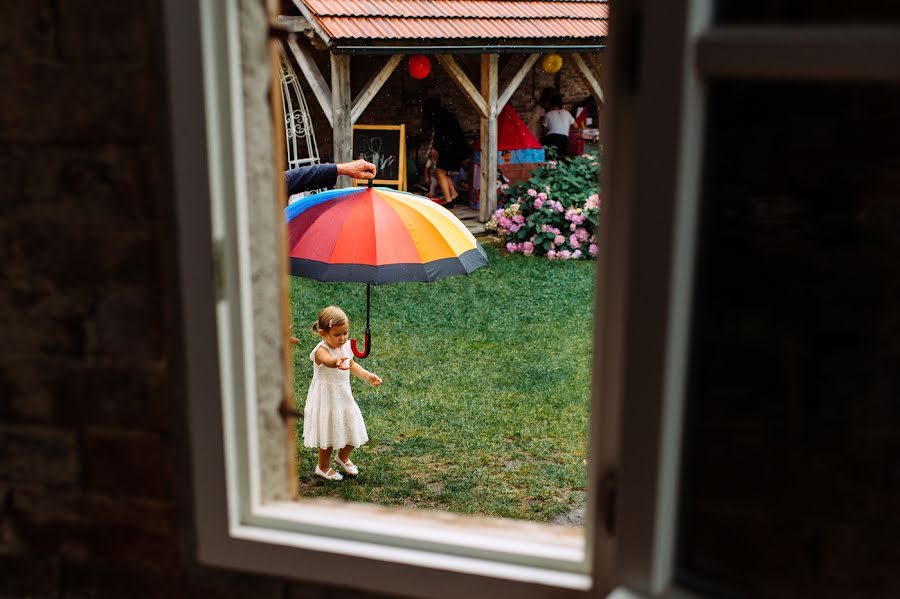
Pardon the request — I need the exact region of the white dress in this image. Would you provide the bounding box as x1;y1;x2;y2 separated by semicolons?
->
303;340;369;449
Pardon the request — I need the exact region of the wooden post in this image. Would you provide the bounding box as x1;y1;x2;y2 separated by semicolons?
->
498;53;540;110
572;52;606;105
331;53;352;187
479;54;499;222
266;0;297;499
286;34;333;126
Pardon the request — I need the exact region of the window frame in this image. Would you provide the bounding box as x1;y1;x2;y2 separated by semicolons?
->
164;0;900;596
165;1;617;596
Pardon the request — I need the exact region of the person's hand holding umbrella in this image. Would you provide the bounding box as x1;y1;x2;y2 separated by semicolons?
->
336;159;376;181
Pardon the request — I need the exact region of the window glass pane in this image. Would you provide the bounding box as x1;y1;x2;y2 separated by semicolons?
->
716;1;900;23
677;81;900;596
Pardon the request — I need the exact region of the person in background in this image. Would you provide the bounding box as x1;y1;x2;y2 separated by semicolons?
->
422;98;470;206
541;93;576;158
284;159;376;196
528;87;555;142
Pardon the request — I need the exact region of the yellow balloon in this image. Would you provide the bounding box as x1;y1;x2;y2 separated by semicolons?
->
541;54;563;74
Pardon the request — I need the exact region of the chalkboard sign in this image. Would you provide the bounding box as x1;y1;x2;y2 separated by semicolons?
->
352;124;407;190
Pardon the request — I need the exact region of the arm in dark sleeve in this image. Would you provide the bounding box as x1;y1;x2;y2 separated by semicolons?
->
283;164;338;195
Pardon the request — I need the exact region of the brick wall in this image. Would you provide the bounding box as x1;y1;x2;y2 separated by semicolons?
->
0;2;387;597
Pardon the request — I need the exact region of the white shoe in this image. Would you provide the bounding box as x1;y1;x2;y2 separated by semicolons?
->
315;466;343;481
334;455;359;476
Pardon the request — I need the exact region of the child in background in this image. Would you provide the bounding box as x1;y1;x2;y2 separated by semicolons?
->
304;306;382;481
424;142;439;198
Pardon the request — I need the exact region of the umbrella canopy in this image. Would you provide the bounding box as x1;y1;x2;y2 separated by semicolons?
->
285;185;488;357
286;186;487;285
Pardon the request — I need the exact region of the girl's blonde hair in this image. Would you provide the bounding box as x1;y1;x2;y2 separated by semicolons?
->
311;305;348;334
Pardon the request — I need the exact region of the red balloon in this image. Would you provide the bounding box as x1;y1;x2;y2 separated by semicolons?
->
408;54;431;79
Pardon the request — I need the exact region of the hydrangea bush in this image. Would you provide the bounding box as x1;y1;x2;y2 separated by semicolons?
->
486;151;602;260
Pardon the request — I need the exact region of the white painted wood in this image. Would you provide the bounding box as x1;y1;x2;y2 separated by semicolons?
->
285;34;333;126
610;0;711;595
331;53;352;187
479;54;498;222
351;54;402;124
697;26;900;79
572;52;606;104
167;1;647;597
436;54;488;118
498;53;540;109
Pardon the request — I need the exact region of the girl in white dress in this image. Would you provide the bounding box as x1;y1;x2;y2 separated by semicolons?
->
304;306;382;481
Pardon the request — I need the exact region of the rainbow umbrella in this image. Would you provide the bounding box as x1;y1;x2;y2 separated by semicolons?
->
285;182;488;358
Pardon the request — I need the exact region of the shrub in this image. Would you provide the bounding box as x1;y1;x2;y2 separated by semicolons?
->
486;150;602;260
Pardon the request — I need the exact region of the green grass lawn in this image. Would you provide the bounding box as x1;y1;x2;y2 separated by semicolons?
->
290;243;595;523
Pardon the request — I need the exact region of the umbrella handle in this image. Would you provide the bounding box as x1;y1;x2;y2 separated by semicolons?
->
351;333;370;359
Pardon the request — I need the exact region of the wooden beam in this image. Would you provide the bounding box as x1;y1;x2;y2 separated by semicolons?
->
572;52;605;104
435;55;488;118
331;54;352;187
479;54;499;222
351;54;402;125
290;0;330;46
498;53;540;109
272;15;313;33
285;34;333;126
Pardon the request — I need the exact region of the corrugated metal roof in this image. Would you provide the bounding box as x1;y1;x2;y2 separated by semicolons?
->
317;17;608;40
300;0;608;43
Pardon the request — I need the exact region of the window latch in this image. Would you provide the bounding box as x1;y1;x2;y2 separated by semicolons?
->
600;468;618;536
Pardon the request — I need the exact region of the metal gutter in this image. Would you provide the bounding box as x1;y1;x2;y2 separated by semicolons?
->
332;44;607;55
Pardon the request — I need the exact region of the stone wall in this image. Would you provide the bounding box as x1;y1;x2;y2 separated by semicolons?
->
0;2;383;597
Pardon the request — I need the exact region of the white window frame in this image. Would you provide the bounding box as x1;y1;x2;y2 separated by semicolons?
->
162;0;673;596
164;0;900;597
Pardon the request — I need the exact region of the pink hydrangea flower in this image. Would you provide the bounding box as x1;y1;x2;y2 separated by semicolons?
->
506;242;517;253
527;188;538;197
547;250;557;259
575;227;590;241
569;234;581;248
558;250;572;260
523;241;535;252
588;243;598;257
554;234;565;245
573;249;583;259
533;198;544;209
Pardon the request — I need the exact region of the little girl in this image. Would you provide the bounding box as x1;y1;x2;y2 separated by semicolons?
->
304;306;382;481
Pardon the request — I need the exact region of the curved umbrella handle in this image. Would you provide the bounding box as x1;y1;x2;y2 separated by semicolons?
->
351;333;370;359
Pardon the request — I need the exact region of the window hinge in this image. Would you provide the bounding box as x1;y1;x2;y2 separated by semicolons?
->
279;402;304;420
213;238;225;302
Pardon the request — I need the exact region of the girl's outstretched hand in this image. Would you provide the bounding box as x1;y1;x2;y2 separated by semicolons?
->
368;373;383;386
336;357;350;370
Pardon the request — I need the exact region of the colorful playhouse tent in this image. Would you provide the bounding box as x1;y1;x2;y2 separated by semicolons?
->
473;103;545;165
471;104;545;207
